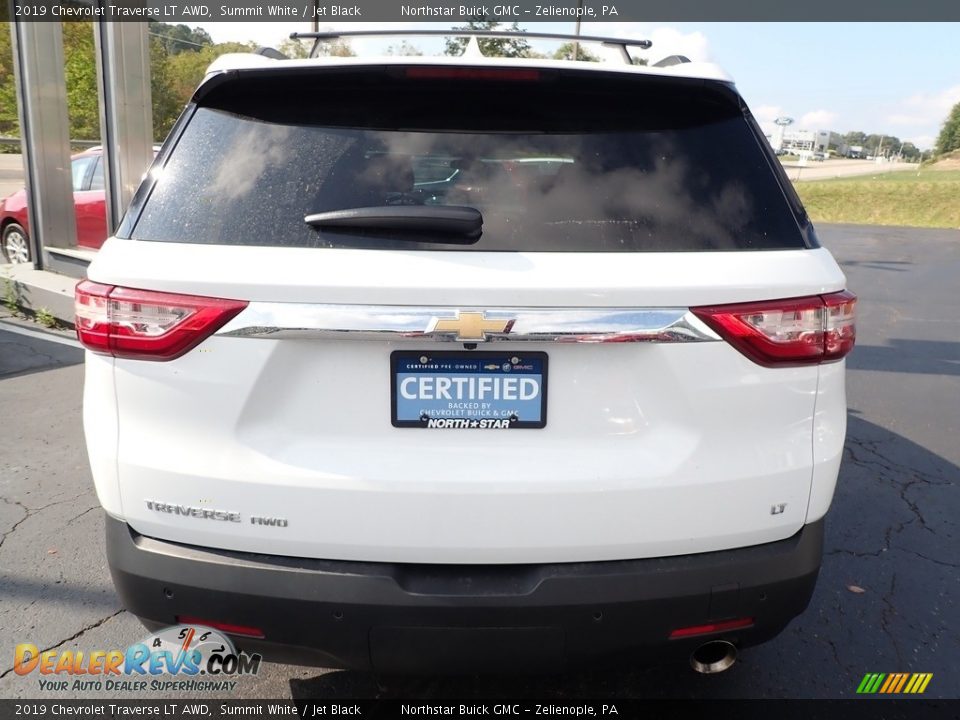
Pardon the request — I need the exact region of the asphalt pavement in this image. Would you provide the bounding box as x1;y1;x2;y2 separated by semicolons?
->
0;223;957;699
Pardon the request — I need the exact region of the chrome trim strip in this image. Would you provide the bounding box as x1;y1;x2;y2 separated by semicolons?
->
216;304;720;344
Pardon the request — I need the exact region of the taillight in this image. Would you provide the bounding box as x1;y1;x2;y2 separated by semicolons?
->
691;291;856;367
74;280;247;361
822;290;857;361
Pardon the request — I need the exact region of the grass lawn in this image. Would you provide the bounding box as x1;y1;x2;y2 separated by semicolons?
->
793;169;960;229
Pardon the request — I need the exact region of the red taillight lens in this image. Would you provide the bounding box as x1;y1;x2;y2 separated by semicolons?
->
823;290;857;361
691;291;857;367
669;617;754;639
74;280;247;361
176;616;265;639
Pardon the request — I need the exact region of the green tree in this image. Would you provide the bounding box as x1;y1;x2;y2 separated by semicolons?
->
386;40;424;57
0;27;19;140
62;23;99;141
898;141;921;161
150;37;180;141
278;38;312;59
312;38;356;57
552;42;599;62
844;131;867;146
935;101;960;155
444;20;531;58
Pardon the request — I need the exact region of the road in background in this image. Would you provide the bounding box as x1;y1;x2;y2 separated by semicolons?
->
1;224;957;699
783;158;919;182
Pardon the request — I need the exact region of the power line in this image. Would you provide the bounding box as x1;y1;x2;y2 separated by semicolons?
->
147;31;210;50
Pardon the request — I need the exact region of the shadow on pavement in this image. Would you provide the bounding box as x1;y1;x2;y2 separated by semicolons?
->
0;573;122;615
846;339;960;376
837;259;913;272
0;327;82;380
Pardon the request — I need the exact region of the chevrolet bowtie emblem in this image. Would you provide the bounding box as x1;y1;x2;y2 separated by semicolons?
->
428;311;514;341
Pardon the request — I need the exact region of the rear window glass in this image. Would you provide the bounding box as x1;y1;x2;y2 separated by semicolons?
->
130;69;806;251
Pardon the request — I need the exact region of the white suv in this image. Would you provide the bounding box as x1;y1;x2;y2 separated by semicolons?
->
77;36;855;675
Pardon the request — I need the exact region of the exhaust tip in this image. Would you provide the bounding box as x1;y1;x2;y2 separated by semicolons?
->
689;640;737;674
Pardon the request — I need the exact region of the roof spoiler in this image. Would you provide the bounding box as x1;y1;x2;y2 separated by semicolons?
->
289;30;652;64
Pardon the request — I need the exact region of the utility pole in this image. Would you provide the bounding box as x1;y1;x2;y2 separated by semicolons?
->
573;1;583;60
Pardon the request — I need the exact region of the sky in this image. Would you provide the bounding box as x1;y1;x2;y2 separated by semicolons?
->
193;21;960;150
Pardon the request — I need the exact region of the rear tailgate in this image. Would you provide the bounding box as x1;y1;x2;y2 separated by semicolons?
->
87;64;845;563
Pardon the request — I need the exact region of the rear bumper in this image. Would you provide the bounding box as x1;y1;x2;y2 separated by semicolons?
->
106;515;823;674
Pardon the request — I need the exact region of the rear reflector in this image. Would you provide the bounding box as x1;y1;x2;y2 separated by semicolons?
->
691;291;856;367
404;67;541;81
176;616;265;639
75;281;247;361
669;617;754;639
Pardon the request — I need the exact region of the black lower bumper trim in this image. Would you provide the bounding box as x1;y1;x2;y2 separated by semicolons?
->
106;516;823;673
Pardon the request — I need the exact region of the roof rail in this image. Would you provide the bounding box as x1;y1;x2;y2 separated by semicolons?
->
289;30;652;64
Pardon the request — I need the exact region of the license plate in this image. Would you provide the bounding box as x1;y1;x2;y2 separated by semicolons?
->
391;351;548;429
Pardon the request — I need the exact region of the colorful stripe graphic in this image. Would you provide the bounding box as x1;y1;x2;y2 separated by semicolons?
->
856;672;933;694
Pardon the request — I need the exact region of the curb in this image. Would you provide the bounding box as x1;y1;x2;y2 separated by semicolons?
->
2;265;77;328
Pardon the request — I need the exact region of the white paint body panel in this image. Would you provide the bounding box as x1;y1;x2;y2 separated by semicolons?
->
86;241;848;564
89;239;844;306
807;359;848;522
83;352;121;516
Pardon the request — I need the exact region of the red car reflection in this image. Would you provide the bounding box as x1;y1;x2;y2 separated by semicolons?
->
1;147;153;264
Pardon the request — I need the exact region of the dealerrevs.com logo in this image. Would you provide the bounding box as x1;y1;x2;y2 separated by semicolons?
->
13;624;261;692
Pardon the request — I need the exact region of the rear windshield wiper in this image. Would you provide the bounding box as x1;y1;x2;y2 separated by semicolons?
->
304;206;482;242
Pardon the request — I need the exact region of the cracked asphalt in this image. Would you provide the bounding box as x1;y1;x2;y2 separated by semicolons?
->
0;223;957;700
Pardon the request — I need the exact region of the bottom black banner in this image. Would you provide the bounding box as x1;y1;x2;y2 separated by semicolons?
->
0;700;958;720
